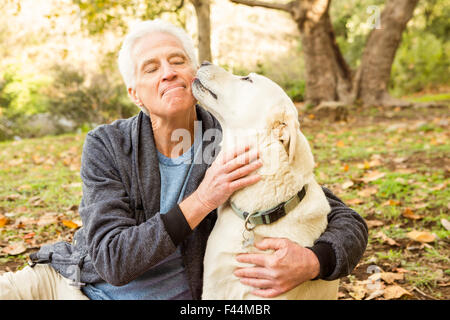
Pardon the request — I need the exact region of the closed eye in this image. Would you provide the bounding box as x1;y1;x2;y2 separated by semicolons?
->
240;76;253;83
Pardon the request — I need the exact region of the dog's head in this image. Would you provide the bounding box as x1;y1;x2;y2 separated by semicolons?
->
192;63;300;163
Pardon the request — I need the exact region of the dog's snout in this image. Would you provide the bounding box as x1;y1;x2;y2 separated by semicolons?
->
201;61;212;67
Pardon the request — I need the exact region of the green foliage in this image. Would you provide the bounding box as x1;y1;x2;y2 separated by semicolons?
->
0;64;51;118
72;0;186;35
223;46;306;102
390;31;450;95
47;64;139;127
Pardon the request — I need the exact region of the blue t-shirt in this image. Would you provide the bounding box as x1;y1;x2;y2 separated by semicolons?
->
82;127;202;300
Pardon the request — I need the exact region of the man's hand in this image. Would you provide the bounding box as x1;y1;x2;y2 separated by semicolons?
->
180;143;262;229
234;238;320;298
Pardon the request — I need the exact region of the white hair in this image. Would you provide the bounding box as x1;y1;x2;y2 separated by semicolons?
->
118;19;199;91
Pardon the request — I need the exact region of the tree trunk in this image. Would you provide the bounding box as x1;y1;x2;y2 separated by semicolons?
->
230;0;419;108
357;0;419;106
191;0;212;64
290;0;353;105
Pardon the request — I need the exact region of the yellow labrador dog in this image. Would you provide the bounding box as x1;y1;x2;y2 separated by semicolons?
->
192;63;339;300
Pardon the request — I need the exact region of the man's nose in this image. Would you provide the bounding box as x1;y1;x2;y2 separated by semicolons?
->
161;62;177;81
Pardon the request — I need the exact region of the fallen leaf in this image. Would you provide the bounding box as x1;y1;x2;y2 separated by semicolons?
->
407;230;436;243
341;180;354;189
393;157;408;163
37;212;59;226
375;231;400;246
17;184;32;192
382;199;401;206
402;208;423;220
2;242;27;256
3;194;21;201
346;198;364;205
62;220;79;229
441;218;450;231
383;285;412;300
365;289;385;300
396;168;416;174
348;283;366;300
357;186;378;197
31;155;45;165
29;196;44;207
22;232;36;239
365;219;384;228
14;216;37;226
413;203;427;210
336;140;345;148
9;158;24;166
0;214;7;228
361;171;386;183
380;272;404;284
431;182;447;191
342;164;349;172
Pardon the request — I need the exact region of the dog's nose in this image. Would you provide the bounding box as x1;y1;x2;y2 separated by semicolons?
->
201;61;212;67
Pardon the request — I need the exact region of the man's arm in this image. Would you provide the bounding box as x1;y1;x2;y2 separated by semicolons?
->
80;133;180;286
312;187;368;280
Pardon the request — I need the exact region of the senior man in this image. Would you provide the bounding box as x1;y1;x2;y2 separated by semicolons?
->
0;19;368;300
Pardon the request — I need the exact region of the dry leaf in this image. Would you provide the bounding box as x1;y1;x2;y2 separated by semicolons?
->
336;140;345;148
396;168;416;174
365;219;384;228
431;182;447;191
342;164;349;172
4;194;21;201
380;272;404;284
402;208;423;220
375;231;400;246
383;285;412;300
9;158;24;166
357;186;378;197
347;198;364;205
2;242;27;256
29;196;44;207
382;199;401;206
441;218;450;231
17;184;32;192
392;267;410;273
361;171;386;183
365;289;384;300
341;180;354;189
31;155;45;165
37;212;59;226
348;283;366;300
393;157;408;163
407;230;436;243
62;220;79;229
0;214;8;228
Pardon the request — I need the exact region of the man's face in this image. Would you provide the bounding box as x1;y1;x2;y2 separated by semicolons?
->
129;32;197;119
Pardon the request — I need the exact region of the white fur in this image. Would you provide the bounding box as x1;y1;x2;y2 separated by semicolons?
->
193;64;339;300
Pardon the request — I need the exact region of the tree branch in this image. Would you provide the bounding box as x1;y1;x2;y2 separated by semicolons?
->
230;0;291;13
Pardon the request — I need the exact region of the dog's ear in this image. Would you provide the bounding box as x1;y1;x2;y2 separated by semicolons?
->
272;109;299;164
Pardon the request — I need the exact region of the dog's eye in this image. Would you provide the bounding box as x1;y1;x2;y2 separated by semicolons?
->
240;76;253;83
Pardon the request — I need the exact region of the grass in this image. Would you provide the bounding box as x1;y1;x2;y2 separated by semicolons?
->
407;92;450;103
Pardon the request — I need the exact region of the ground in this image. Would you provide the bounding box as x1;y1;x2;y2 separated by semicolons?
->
0;95;448;300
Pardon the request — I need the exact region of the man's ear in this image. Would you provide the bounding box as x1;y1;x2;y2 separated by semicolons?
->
271;110;299;164
128;88;142;107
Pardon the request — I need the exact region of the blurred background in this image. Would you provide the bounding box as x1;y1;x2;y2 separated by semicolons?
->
0;0;448;140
